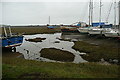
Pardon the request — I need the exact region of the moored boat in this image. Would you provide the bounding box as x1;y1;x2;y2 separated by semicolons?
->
104;1;120;38
88;27;103;35
1;26;24;48
61;26;79;33
88;23;112;35
77;27;90;34
104;29;120;37
61;22;87;33
1;35;24;48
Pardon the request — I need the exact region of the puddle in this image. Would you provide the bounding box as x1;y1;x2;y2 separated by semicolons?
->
16;33;87;63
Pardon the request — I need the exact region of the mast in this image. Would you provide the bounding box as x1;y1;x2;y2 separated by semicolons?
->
49;16;50;25
89;0;93;26
118;1;120;25
114;0;116;27
99;0;102;25
89;0;91;26
91;0;93;26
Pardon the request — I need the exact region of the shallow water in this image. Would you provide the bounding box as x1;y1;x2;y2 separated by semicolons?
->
16;33;87;63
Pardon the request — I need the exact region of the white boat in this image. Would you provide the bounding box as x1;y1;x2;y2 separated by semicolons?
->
77;27;90;34
88;0;105;35
88;27;103;35
88;24;112;35
77;0;93;34
104;1;120;38
104;29;120;37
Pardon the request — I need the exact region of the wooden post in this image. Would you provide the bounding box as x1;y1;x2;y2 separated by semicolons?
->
9;26;12;36
26;50;29;59
3;27;7;37
12;47;16;52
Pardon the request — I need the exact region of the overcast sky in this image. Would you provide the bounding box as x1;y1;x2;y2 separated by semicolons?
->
1;0;119;25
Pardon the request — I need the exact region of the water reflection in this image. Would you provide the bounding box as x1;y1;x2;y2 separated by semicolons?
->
16;33;87;63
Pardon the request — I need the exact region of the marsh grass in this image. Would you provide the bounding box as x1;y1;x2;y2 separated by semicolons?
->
2;57;119;78
40;48;75;62
1;27;61;35
72;41;119;62
2;50;119;78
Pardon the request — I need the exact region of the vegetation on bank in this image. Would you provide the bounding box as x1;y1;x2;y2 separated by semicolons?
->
40;48;75;62
3;56;119;78
25;37;46;42
2;40;119;78
1;27;61;35
72;41;119;63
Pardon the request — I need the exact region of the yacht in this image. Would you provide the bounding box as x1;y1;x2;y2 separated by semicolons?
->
88;24;112;35
104;28;120;37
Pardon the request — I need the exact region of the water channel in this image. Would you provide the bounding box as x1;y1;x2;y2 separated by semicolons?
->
16;33;87;63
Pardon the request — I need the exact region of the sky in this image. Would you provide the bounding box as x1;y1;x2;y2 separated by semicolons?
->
1;0;119;25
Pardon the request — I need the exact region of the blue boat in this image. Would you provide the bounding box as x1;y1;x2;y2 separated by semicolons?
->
47;26;54;29
1;26;24;48
2;36;23;48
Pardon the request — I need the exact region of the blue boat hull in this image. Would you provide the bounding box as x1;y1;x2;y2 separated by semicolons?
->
2;36;23;48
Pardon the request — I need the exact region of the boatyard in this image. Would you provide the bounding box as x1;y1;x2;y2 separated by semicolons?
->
1;0;120;79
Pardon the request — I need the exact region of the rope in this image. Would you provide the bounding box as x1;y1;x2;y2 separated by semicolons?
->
106;1;113;23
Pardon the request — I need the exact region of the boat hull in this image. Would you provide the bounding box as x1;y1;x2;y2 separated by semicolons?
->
88;29;103;35
2;36;24;48
104;32;119;37
104;29;120;37
77;28;89;34
61;29;79;33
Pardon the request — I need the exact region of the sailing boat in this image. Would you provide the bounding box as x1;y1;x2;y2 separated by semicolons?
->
61;22;84;33
77;0;93;34
1;25;23;48
104;1;120;37
47;16;54;29
88;0;114;35
88;0;104;35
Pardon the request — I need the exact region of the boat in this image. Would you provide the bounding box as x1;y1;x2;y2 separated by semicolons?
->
88;27;103;35
47;16;55;29
1;26;24;48
104;1;120;38
104;28;120;37
61;26;79;33
78;23;106;34
77;0;93;34
88;0;106;35
61;22;87;33
77;27;90;34
47;25;54;29
88;23;112;35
